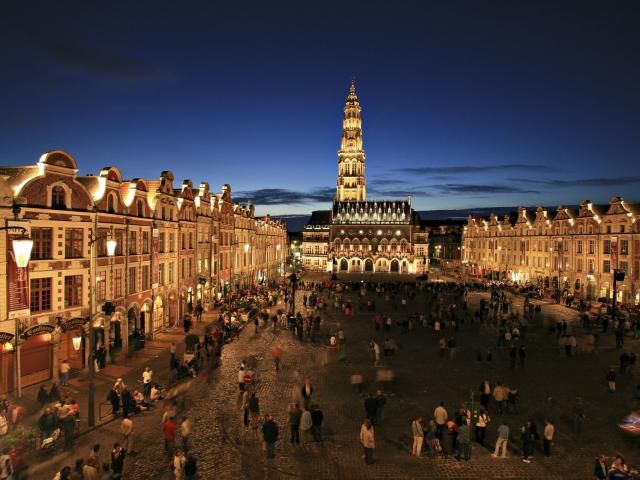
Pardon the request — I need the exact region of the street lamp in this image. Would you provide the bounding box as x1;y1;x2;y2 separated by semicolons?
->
87;231;116;427
2;223;33;398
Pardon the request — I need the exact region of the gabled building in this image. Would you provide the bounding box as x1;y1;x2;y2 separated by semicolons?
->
0;150;286;396
462;197;639;304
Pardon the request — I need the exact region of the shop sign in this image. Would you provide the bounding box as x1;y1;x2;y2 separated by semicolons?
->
0;332;14;343
21;324;55;339
60;317;88;332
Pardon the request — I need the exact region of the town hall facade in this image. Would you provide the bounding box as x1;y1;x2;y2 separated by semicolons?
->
302;81;428;274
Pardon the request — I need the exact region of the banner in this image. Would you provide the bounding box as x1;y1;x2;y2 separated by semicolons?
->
151;228;159;287
7;224;30;318
611;236;618;270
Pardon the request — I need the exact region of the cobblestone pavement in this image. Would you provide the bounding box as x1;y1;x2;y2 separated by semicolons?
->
41;276;640;479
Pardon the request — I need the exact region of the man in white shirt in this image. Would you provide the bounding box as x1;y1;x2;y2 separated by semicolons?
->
434;402;448;437
142;367;153;397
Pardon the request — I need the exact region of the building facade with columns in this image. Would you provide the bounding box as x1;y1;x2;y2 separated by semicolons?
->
0;150;286;395
302;81;428;274
462;197;640;305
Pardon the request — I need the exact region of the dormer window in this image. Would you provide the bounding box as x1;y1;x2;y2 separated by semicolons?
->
108;195;115;213
52;186;66;209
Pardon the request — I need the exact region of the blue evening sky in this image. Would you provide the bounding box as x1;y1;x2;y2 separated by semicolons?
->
1;1;638;215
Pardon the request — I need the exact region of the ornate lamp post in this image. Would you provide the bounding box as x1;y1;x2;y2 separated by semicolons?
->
87;231;116;427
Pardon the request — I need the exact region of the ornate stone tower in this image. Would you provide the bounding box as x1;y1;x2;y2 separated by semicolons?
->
336;79;366;202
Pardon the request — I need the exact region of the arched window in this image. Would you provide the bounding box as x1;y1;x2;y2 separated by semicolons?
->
137;200;144;217
52;185;66;209
108;194;115;213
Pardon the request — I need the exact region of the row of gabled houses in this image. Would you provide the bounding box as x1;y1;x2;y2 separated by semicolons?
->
0;150;286;395
462;197;640;305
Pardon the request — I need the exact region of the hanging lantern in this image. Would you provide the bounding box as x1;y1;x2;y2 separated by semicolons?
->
3;342;13;352
72;335;82;351
244;243;249;253
12;237;33;268
106;239;117;256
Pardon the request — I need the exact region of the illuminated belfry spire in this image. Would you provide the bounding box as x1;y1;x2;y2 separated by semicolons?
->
336;78;366;202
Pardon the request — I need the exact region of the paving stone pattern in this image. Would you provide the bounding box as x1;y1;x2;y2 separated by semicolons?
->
115;279;639;479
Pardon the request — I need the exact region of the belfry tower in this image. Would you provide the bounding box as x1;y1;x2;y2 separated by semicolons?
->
336;79;366;202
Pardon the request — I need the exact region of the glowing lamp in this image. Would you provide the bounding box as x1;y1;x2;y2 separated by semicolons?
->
106;239;117;256
42;333;52;342
3;342;13;352
72;335;82;351
276;244;281;251
12;237;33;268
244;244;249;253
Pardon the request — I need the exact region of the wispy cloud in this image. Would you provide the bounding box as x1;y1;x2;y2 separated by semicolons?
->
399;164;556;175
234;187;335;206
511;177;640;187
431;183;540;195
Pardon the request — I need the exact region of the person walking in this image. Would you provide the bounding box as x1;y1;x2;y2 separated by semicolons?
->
475;409;490;445
607;368;617;393
492;421;509;458
300;407;313;444
288;403;302;445
521;423;534;463
301;379;313;409
364;394;378;424
374;390;386;426
184;454;197;480
241;389;250;429
163;416;176;459
172;447;186;480
248;392;260;431
310;404;324;442
519;346;526;367
493;383;507;414
359;419;375;465
120;417;134;455
262;415;279;459
180;416;191;454
620;352;630;375
543;419;554;456
238;366;245;393
110;442;126;480
457;419;472;461
479;379;491;409
411;416;424;457
60;360;71;387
